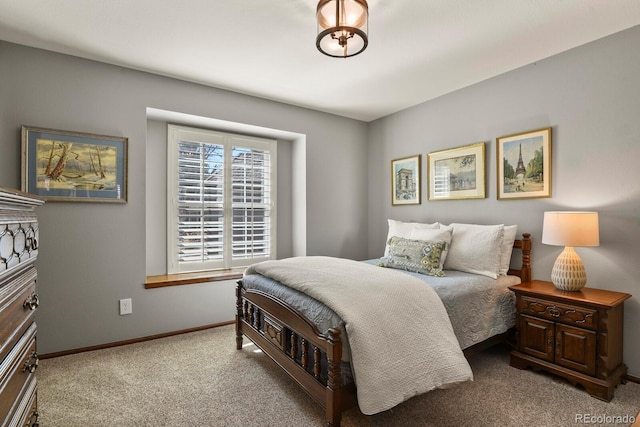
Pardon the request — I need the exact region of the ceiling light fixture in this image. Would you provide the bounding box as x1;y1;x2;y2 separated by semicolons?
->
316;0;368;58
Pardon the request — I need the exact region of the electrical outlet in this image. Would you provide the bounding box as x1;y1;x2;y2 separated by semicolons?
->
119;298;132;315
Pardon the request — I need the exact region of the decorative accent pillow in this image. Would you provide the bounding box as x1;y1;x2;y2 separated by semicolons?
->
442;223;504;279
499;225;518;275
384;219;440;257
407;228;452;269
379;236;448;277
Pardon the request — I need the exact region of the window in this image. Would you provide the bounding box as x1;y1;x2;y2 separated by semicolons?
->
167;125;276;273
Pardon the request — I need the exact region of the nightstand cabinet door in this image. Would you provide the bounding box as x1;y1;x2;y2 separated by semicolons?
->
520;315;554;362
555;323;596;376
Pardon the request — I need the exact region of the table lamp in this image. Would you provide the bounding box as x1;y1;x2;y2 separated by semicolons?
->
541;211;600;291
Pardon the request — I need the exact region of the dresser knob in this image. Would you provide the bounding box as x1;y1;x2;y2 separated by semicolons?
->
23;292;40;310
23;351;39;373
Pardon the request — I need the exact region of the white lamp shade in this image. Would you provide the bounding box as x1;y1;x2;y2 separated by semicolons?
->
542;211;599;291
542;211;599;247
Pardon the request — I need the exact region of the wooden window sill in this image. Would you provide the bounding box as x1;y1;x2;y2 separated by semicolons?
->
145;269;244;289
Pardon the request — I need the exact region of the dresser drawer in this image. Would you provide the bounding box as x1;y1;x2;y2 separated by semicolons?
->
0;268;38;363
5;375;37;427
0;214;39;282
0;323;38;425
518;296;597;330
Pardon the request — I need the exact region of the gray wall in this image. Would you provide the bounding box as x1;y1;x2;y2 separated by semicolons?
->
0;41;369;355
368;26;640;376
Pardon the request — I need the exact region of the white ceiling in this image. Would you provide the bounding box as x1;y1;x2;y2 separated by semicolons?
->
1;1;639;122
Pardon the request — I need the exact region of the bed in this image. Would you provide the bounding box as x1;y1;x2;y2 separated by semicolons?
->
236;222;532;426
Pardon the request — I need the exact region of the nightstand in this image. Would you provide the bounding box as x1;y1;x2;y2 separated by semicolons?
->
509;280;631;401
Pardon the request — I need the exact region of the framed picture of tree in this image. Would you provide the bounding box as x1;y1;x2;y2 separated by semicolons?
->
497;127;551;200
21;126;128;202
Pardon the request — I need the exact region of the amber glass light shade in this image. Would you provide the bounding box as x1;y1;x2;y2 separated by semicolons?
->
316;0;368;58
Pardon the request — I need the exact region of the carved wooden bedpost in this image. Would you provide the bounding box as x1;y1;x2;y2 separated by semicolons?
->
510;233;532;282
326;328;343;427
520;233;532;282
235;281;244;350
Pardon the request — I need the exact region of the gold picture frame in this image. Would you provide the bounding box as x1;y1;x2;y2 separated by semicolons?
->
391;155;421;205
427;142;486;201
21;125;128;202
497;127;551;200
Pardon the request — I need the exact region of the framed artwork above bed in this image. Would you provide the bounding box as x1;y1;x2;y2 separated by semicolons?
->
497;127;551;200
427;142;486;201
391;155;421;205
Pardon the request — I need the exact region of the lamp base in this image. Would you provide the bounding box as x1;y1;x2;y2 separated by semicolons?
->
551;246;587;291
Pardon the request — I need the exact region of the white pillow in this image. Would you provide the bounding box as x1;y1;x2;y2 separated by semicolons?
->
443;223;504;279
385;219;439;256
499;225;518;276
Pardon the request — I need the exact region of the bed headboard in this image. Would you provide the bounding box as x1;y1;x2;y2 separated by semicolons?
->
509;233;531;282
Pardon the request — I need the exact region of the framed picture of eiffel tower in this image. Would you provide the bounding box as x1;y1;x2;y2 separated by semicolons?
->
497;127;551;200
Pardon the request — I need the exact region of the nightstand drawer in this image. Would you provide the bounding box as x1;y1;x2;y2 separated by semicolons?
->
518;296;597;330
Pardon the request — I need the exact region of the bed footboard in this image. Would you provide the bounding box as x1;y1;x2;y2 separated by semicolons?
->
236;281;357;427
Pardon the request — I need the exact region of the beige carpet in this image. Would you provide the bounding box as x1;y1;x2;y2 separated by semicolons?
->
38;325;639;426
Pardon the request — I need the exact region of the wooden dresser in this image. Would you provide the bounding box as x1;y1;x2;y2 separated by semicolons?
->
0;187;43;427
509;280;631;401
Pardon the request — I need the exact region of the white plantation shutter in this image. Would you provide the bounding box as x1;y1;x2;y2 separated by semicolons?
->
231;145;272;264
168;125;276;273
176;139;224;267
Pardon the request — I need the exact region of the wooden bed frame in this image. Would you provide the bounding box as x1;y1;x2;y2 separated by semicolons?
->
236;233;531;426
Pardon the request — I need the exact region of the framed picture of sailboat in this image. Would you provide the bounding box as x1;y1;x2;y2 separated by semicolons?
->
497;127;551;200
21;126;128;202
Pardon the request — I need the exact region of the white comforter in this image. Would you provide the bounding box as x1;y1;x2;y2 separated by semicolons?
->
245;256;473;415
